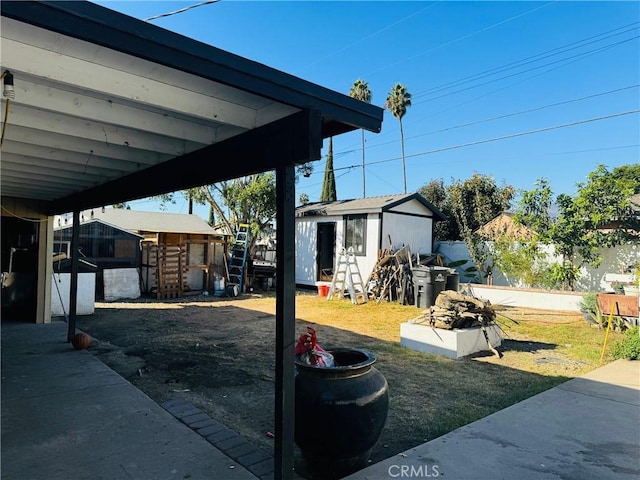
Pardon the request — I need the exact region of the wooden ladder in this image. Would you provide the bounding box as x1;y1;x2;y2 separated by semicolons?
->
327;247;368;304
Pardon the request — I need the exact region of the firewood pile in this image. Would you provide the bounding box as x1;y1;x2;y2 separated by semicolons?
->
414;290;497;329
366;245;416;304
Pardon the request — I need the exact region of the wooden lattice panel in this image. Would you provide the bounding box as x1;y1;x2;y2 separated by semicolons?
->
154;244;188;299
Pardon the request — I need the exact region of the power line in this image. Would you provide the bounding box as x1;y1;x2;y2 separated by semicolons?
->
408;85;640;141
144;0;221;22
329;110;640;173
334;84;639;157
300;2;442;72
339;23;639;153
414;35;639;105
365;1;558;77
412;22;639;99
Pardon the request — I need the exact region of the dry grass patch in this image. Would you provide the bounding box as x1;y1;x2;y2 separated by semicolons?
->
78;291;621;468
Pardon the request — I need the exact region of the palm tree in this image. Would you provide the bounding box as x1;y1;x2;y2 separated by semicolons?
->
349;79;372;197
385;83;412;194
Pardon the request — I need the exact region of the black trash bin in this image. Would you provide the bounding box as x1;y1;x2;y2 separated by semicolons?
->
445;271;460;292
430;267;448;304
412;267;432;309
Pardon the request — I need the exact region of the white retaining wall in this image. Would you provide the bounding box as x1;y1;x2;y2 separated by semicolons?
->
466;284;584;312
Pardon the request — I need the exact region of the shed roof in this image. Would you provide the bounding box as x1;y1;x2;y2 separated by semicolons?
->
295;193;447;220
54;217;145;239
57;209;221;236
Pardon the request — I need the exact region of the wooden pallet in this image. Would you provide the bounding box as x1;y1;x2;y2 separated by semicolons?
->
152;244;188;299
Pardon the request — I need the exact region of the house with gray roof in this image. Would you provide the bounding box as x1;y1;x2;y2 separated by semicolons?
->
295;193;446;287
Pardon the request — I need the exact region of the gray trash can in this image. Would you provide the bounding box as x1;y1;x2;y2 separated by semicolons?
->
412;267;432;309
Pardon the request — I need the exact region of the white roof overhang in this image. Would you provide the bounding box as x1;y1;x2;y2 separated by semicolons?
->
0;1;383;215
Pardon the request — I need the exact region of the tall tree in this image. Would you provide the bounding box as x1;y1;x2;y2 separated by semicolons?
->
349;79;372;197
418;178;458;240
514;178;553;234
385;83;412;193
448;174;515;280
320;137;337;202
514;164;640;290
154;173;276;251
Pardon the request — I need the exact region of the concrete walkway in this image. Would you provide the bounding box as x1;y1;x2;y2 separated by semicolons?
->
346;359;640;480
1;321;259;480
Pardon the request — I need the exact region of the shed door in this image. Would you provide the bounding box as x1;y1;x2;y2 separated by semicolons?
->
316;222;335;281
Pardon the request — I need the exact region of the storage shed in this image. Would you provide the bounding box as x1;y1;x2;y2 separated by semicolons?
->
295;193;446;287
53;218;142;300
57;209;229;299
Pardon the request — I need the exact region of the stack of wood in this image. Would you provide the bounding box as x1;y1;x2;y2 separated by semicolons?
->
414;290;496;329
366;245;415;304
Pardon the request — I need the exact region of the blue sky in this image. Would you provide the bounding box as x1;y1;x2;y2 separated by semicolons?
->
97;1;639;219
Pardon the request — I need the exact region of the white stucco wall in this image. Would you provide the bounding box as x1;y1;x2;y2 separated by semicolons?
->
51;272;96;316
467;284;584;312
435;240;639;293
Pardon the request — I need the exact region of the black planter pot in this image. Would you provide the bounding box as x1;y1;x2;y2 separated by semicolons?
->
295;348;389;479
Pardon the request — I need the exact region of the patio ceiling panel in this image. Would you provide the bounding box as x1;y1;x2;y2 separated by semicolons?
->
1;0;382;212
0;11;301;208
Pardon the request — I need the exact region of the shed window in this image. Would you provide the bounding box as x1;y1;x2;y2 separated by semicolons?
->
345;215;366;255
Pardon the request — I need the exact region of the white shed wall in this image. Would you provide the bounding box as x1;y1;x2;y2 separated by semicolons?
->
295;218;318;285
387;198;433;216
295;214;382;287
381;212;433;257
356;214;382;284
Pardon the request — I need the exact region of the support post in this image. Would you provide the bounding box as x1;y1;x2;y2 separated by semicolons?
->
67;210;80;342
274;164;296;480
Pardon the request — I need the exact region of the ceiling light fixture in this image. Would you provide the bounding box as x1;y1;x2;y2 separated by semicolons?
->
1;70;14;148
2;70;14;99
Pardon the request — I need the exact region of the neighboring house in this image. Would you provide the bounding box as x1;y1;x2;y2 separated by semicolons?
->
295;193;446;287
476;212;536;241
55;209;228;299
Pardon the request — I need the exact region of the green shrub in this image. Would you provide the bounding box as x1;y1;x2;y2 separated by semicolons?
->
611;327;640;360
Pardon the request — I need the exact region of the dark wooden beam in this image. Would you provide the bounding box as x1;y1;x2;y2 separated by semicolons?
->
274;164;296;480
48;110;323;215
67;210;80;342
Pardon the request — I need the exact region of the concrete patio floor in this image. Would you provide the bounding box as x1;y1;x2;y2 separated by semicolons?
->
346;358;640;480
1;320;260;480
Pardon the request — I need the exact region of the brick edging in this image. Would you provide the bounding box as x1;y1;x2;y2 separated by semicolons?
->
161;397;274;480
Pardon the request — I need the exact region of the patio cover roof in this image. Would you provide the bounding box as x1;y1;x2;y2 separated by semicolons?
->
0;2;383;479
0;1;382;215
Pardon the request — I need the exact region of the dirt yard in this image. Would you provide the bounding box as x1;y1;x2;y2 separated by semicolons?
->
76;291;613;473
